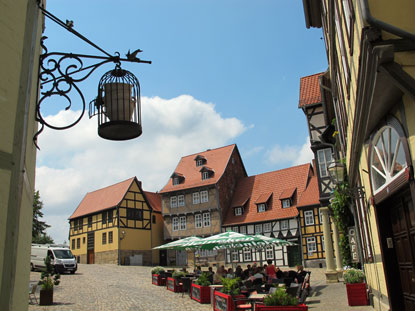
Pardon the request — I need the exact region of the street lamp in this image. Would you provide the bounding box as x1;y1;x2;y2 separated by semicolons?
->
328;161;346;184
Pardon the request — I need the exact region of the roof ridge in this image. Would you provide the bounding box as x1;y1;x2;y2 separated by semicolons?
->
248;163;310;178
300;72;325;80
180;144;236;159
86;177;135;195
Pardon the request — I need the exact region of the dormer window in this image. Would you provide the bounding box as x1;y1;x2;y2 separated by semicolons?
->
170;172;184;186
282;199;291;208
235;207;243;216
257;203;266;212
200;166;214;180
194;155;207;167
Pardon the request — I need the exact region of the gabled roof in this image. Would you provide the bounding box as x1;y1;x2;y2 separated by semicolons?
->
69;177;161;219
255;192;273;204
297;173;320;208
298;72;324;108
160;144;243;193
223;164;314;226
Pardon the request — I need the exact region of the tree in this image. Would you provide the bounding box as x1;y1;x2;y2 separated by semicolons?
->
32;191;54;244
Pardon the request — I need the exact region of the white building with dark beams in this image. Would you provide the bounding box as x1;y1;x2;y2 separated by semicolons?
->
222;164;316;267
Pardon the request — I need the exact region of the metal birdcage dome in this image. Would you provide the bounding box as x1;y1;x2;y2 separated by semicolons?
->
91;64;142;140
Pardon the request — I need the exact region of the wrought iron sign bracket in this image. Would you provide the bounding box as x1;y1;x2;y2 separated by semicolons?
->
35;2;151;148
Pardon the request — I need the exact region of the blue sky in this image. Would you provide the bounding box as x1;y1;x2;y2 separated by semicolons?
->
36;0;327;243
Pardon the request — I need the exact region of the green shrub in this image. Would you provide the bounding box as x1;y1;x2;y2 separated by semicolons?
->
172;271;186;280
343;268;365;284
194;272;211;286
220;277;240;296
38;256;60;291
151;266;165;275
263;288;298;306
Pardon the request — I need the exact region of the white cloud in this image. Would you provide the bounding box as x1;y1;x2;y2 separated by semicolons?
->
36;95;246;243
265;137;314;167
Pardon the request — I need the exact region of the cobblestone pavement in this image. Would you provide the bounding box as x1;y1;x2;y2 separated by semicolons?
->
29;265;374;311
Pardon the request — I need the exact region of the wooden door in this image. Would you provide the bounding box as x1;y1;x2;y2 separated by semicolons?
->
87;249;94;264
87;232;95;264
378;187;415;310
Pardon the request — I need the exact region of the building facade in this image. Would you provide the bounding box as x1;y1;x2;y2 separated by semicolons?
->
222;164;318;267
0;1;44;310
69;177;163;266
160;144;247;266
302;0;415;309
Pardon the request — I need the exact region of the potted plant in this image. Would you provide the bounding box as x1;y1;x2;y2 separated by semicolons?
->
213;277;244;311
344;268;368;306
151;266;166;286
38;256;61;305
191;272;211;303
256;288;308;310
167;271;186;292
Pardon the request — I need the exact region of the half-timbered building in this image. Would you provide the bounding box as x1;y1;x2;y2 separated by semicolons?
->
222;164;316;267
160;144;247;266
68;177;163;266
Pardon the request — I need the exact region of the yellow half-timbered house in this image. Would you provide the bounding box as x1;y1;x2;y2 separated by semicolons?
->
68;177;163;265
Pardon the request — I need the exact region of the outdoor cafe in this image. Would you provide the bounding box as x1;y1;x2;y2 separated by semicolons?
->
152;232;310;311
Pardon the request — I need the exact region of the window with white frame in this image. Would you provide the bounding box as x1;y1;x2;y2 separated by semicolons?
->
178;195;185;207
319;208;324;224
304;210;314;225
179;216;186;230
203;212;211;227
170;196;177;208
317;148;333;178
239;226;246;234
255;224;262;234
173;177;180;185
244;249;252;261
202;171;209;180
193;192;200;204
307;237;317;254
199;249;217;257
266;246;274;259
235;207;243;216
282;199;291;208
321;236;325;251
196;159;203;166
263;223;271;232
172;217;179;231
232;226;238;233
257;203;266;212
200;190;209;203
280;220;288;230
195;214;202;228
226;227;232;232
232;251;239;262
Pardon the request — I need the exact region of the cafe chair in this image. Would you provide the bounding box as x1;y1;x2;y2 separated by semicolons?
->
29;284;38;304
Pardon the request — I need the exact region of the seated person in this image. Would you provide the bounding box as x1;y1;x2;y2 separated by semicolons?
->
194;265;202;276
295;265;308;284
226;268;234;279
275;267;284;279
207;266;214;283
242;264;251;280
235;265;243;278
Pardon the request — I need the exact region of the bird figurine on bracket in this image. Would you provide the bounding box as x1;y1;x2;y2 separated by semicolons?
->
126;49;143;61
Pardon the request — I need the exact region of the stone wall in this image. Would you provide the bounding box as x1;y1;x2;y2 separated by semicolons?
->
95;249;118;264
120;249;153;266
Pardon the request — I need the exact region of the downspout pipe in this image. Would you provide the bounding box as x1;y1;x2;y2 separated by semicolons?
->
359;0;415;41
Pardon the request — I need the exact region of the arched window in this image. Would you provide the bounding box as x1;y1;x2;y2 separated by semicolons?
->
370;121;409;197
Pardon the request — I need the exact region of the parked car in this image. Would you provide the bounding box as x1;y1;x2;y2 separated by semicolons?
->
31;244;77;274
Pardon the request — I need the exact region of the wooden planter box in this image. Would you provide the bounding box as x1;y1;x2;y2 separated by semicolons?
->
39;289;54;306
346;283;368;306
213;291;246;311
166;277;183;293
152;274;166;286
191;283;210;304
255;304;308;311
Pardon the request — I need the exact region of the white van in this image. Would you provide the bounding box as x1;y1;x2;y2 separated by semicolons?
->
31;244;77;274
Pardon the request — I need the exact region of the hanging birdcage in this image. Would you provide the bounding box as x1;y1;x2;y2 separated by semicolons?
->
90;65;142;140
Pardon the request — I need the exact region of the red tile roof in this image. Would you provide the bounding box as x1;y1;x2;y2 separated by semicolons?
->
297;173;320;208
143;191;162;213
223;164;313;226
279;187;297;200
69;177;161;219
298;72;324;108
160;144;238;193
255;192;273;204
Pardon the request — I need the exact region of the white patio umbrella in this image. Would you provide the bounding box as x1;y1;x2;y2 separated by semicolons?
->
153;236;203;250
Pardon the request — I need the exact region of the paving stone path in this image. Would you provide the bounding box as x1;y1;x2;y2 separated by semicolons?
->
28;264;374;311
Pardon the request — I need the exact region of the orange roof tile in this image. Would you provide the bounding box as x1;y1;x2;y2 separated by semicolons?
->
143;191;162;213
279;187;297;200
160;144;238;193
69;177;135;219
223;164;312;226
297;173;320;207
298;72;324;108
255;192;273;204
